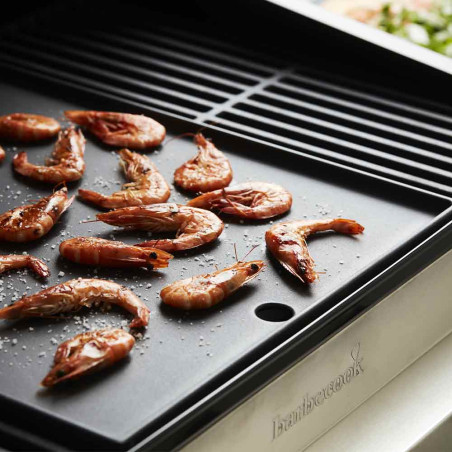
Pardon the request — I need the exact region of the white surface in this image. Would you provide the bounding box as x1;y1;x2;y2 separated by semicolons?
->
183;251;452;452
306;330;452;452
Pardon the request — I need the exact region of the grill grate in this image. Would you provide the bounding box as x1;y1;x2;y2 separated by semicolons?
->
1;20;451;196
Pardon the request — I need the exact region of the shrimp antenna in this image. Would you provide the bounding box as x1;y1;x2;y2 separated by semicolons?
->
204;119;221;129
164;132;196;146
233;243;239;263
241;244;259;262
81;218;99;224
194;124;214;136
195;122;222;142
164;121;220;146
149;238;162;248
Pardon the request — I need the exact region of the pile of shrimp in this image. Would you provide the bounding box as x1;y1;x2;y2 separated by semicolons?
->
0;109;366;388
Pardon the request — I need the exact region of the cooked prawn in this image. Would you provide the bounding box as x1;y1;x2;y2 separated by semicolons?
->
0;187;74;242
188;181;292;220
173;133;232;193
0;254;50;278
13;127;86;184
60;237;173;269
65;110;165;149
78;148;170;208
0;278;149;328
0;146;5;163
161;260;265;309
95;203;224;252
0;113;60;142
265;218;365;283
41;329;135;387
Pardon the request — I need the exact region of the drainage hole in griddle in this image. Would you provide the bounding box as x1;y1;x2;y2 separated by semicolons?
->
255;303;295;322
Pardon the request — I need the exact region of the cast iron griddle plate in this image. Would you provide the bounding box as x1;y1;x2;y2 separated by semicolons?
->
0;81;449;448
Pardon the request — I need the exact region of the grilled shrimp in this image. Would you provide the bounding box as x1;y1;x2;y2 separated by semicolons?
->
0;278;149;328
0;146;5;163
0;113;60;142
161;260;265;309
41;329;135;387
96;203;224;252
0;254;50;278
188;181;292;220
60;237;173;269
265;218;365;283
174;133;233;193
65;110;165;149
13;127;86;184
78;149;170;208
0;187;74;242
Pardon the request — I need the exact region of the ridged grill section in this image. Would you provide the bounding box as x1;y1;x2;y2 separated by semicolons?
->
1;23;451;196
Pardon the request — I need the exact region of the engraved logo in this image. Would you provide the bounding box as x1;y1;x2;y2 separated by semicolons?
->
272;343;364;440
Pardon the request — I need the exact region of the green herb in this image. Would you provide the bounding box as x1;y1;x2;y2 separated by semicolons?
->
377;0;452;56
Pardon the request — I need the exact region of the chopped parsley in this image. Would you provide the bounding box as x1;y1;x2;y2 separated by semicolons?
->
378;0;452;56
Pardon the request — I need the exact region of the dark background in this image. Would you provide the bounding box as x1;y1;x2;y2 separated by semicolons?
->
2;0;450;104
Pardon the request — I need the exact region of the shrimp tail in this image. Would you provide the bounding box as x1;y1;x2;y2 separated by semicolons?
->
0;304;23;320
0;304;65;320
28;257;50;278
13;151;28;168
331;219;365;234
64;110;89;126
129;308;149;328
78;189;107;207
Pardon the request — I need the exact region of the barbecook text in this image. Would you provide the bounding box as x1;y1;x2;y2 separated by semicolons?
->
272;343;364;440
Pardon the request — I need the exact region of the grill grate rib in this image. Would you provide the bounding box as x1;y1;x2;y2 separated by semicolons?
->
1;21;451;196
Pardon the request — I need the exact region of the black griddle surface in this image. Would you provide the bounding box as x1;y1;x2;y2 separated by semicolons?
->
0;81;449;448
